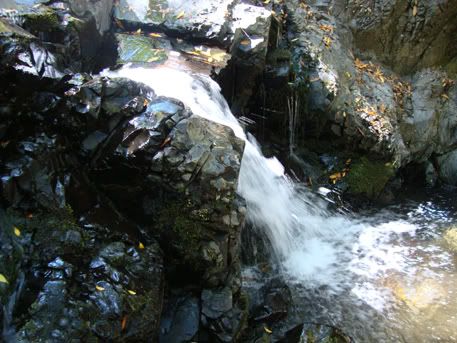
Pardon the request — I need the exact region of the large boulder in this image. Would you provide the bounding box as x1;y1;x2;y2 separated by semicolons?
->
0;0;115;72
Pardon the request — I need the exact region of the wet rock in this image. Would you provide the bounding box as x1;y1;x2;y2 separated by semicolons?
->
253;278;291;324
0;0;115;72
437;150;457;186
114;0;234;45
202;287;232;319
279;322;352;343
219;3;278;114
160;293;200;343
343;0;457;75
2;208;164;342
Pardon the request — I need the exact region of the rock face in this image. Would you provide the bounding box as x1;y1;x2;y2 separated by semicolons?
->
0;0;116;72
0;3;247;340
217;0;457;197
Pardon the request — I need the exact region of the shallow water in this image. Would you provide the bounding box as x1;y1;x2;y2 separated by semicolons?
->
281;189;457;342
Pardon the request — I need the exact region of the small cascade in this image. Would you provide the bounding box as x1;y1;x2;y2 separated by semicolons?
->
107;66;343;260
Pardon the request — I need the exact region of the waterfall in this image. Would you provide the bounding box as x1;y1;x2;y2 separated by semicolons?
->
105;66;353;279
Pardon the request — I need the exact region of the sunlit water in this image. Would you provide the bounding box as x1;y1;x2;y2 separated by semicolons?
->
104;66;457;342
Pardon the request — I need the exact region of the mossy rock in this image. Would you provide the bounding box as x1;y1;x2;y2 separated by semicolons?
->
345;157;395;198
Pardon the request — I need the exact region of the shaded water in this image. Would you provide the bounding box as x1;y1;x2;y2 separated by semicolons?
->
106;67;457;342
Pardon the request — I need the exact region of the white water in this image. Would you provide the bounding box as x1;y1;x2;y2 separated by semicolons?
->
104;67;457;341
106;66;348;260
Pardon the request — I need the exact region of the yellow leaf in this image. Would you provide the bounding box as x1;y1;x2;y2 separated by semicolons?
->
323;36;332;48
134;28;142;35
264;0;270;3
176;11;185;19
138;242;145;250
412;5;417;16
14;226;21;237
329;172;343;180
149;32;162;38
0;274;9;284
95;285;105;291
127;290;137;295
264;326;272;334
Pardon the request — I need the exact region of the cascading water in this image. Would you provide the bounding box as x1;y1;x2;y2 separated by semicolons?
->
107;66;348;261
106;66;457;342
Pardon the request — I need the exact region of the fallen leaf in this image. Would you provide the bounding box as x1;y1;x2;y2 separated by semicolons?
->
0;274;9;284
138;242;145;250
240;39;250;46
159;137;171;148
412;5;417;16
127;290;137;295
264;0;270;3
319;24;334;33
329;172;343;180
13;226;21;237
264;327;273;334
95;285;105;291
176;11;185;19
323;36;332;48
121;316;128;331
134;28;142;35
148;32;162;38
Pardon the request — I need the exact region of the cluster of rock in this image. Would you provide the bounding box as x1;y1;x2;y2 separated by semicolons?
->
0;0;259;341
1;0;457;341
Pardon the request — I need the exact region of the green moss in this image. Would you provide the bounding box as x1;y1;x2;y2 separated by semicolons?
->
25;9;60;33
345;157;395;198
156;200;209;266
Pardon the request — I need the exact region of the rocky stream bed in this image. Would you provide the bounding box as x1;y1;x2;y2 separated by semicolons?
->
1;0;457;342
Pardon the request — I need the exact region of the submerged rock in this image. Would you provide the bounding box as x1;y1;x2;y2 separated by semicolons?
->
279;323;353;343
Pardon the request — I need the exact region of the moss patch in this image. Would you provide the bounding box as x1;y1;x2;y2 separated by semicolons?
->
345;157;395;198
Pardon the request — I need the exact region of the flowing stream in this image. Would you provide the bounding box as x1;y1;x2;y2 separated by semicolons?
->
106;67;457;342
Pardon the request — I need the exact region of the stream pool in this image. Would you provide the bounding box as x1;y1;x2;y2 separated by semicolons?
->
273;187;457;342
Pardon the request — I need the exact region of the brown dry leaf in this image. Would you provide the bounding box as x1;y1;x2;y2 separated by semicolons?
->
374;67;385;83
441;93;449;101
329;172;343;180
121;316;128;331
355;58;369;71
160;137;171;148
319;24;334;33
240;39;251;46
